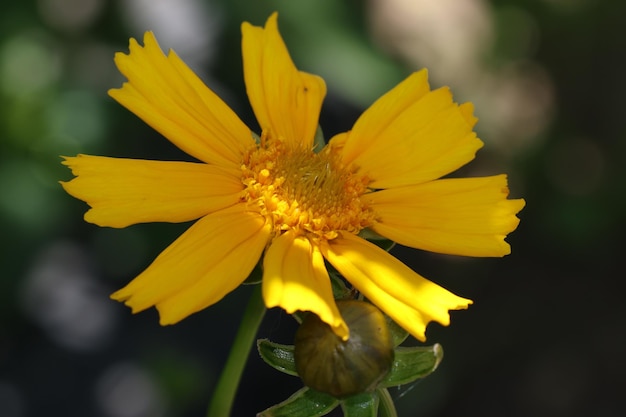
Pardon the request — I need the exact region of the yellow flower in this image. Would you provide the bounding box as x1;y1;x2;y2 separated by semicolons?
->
61;13;524;342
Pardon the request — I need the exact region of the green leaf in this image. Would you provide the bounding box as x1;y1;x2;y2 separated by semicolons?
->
257;387;339;417
313;125;325;152
340;392;379;417
381;344;443;387
257;339;298;376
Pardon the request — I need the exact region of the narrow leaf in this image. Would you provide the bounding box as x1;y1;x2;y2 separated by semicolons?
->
381;344;443;387
340;392;379;417
257;339;298;376
376;388;398;417
257;387;339;417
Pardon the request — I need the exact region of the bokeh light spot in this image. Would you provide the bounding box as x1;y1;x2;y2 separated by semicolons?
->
20;241;118;351
0;32;61;97
37;0;105;32
95;363;166;417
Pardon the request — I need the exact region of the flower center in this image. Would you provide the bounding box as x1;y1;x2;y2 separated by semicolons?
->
241;135;374;240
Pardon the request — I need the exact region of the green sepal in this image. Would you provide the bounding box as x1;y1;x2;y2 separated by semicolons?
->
257;339;297;376
328;268;352;300
340;392;379;417
256;387;339;417
358;228;396;252
242;259;263;284
376;388;398;417
252;131;261;144
385;315;409;347
380;344;443;387
313;125;325;152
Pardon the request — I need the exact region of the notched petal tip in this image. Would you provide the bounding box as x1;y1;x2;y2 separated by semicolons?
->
499;197;525;257
109;290;125;302
156;307;184;326
110;289;150;317
108;208;269;326
241;10;325;149
321;234;477;342
142;31;157;45
456;297;473;310
241;11;279;31
265;11;279;27
60;154;82;172
459;102;479;127
339;71;484;187
370;173;525;257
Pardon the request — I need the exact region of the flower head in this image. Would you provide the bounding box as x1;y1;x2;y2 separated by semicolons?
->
61;13;524;342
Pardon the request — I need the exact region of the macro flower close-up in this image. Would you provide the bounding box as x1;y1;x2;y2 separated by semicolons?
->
61;12;524;343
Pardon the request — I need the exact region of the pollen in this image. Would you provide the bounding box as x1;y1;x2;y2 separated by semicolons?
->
241;135;375;240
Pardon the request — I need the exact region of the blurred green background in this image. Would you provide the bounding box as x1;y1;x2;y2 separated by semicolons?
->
1;0;624;416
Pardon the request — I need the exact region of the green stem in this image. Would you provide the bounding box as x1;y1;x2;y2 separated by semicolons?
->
377;388;398;417
206;285;266;417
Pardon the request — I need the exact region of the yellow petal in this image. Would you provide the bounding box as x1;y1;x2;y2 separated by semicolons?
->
111;205;270;324
321;233;472;342
331;70;483;188
263;231;349;340
242;13;326;149
61;155;243;228
459;102;478;126
109;31;254;167
368;175;526;257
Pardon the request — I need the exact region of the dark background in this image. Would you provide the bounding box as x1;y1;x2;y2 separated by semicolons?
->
1;0;624;416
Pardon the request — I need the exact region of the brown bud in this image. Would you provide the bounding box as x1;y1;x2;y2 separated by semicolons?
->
294;300;394;398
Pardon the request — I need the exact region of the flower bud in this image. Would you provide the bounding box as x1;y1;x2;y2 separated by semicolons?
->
294;300;394;398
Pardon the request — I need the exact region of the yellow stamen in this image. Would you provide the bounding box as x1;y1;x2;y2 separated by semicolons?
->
241;135;374;240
